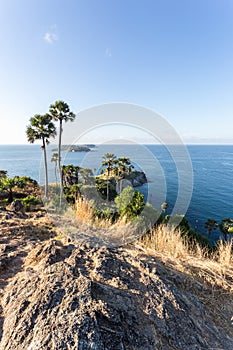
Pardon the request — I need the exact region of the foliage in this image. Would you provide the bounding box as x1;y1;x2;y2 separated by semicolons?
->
115;157;134;179
49;100;76;124
0;176;39;204
95;177;117;201
26;114;56;144
162;214;189;232
93;205;119;223
0;176;27;203
63;184;80;204
0;170;7;179
19;176;38;186
46;185;69;214
219;218;233;241
102;153;117;174
115;186;145;219
49;100;76;171
21;195;42;211
62;164;81;186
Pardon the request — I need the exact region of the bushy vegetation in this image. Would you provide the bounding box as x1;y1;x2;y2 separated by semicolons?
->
115;187;145;219
21;195;42;211
0;174;39;204
139;224;233;270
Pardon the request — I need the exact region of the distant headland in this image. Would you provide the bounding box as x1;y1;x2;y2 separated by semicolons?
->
52;144;96;152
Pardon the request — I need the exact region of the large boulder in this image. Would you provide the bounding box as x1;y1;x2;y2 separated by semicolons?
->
0;241;232;350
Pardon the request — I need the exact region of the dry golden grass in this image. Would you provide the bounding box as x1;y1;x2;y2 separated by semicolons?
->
132;227;233;337
75;198;94;223
145;225;186;257
75;198;114;228
75;198;133;229
138;224;233;293
214;239;233;266
139;224;201;259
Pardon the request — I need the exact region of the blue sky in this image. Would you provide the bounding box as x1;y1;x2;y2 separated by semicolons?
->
0;0;233;144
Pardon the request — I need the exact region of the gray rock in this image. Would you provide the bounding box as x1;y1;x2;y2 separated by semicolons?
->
116;179;132;194
0;242;232;350
131;171;147;187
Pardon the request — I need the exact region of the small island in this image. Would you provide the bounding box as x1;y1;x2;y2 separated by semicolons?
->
52;145;92;152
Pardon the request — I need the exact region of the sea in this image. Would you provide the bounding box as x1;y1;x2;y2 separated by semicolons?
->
0;144;233;242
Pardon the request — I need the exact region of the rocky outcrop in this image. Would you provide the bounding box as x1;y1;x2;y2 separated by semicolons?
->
130;170;147;187
0;239;232;350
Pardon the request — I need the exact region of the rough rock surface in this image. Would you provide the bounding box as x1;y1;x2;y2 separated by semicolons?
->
130;171;147;187
9;200;25;214
0;239;232;350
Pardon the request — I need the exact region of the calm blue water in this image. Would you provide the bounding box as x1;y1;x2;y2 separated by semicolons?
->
0;144;233;241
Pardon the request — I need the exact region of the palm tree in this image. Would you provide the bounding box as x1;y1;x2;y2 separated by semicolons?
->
117;157;132;178
49;101;76;172
62;164;81;186
102;153;117;201
26;114;56;197
204;219;218;238
51;152;59;185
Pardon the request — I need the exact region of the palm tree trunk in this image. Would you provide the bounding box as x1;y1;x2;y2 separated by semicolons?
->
43;137;48;198
58;120;62;173
106;172;109;201
58;120;63;206
55;163;58;185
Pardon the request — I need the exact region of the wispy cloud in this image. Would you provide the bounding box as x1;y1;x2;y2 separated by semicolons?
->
44;32;58;44
105;48;112;57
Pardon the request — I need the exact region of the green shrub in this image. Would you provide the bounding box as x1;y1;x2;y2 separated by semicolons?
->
115;186;145;220
94;206;119;222
63;184;80;204
21;195;42;211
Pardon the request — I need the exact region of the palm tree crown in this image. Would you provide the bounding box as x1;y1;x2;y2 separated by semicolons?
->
49;100;76;123
49;101;76;172
26;114;56;145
